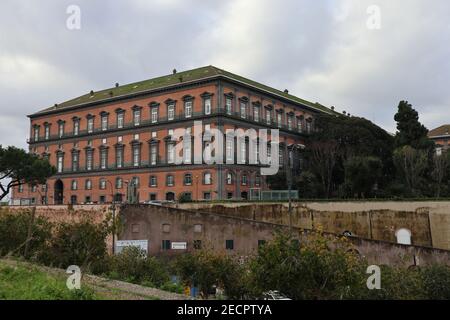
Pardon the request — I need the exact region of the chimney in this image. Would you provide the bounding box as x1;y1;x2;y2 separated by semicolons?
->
90;90;94;96
284;89;289;94
173;69;177;74
331;106;335;111
115;83;119;88
343;111;347;115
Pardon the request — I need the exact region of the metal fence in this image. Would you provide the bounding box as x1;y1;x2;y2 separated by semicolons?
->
250;189;299;201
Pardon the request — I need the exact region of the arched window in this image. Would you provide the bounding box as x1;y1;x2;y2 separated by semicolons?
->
71;180;78;191
396;228;412;245
85;179;92;190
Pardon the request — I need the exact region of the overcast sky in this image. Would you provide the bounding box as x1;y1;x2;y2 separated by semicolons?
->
1;0;449;150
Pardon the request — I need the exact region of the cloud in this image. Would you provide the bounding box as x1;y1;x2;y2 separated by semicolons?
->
0;0;449;152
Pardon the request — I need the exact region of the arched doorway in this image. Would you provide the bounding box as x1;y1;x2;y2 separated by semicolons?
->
54;180;64;205
166;192;175;201
396;228;412;245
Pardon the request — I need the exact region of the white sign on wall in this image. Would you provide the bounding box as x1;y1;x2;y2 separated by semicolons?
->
115;240;148;254
171;242;187;250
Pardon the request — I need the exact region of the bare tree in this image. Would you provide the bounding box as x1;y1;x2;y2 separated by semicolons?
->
432;152;448;198
310;141;339;198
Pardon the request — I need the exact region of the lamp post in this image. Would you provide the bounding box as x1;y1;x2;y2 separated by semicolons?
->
284;143;305;234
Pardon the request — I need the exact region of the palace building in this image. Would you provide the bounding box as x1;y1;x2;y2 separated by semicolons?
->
12;66;334;205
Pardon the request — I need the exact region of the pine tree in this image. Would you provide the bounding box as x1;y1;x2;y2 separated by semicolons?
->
394;100;434;150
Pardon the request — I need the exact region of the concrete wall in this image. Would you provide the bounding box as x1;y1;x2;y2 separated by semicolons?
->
119;204;450;267
175;202;450;250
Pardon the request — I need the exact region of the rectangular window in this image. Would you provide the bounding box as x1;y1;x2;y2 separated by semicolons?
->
100;149;107;169
184;101;192;118
45;126;50;140
288;116;293;130
226;139;233;162
204;173;212;185
116;178;123;189
133;146;140;167
34;127;39;142
306;121;312;134
266;109;271;125
167;144;175;164
298;118;303;132
101;116;108;131
226;240;234;250
184;141;191;164
167;104;175;121
204;98;211;115
57;155;63;173
74;121;80;136
166;175;174;186
72;153;79;172
194;240;202;250
240;102;246;118
116;148;123;168
162;240;171;251
87;118;94;133
277;113;282;128
117;113;124;129
58;123;64;138
86;151;93;171
133;110;141;126
225;98;232;115
240;141;246;164
151;107;158;123
253;106;260;122
150;176;157;187
150;145;157;165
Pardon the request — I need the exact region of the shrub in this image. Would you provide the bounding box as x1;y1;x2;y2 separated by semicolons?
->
174;249;249;299
249;231;367;300
421;265;450;299
108;246;170;287
0;210;52;260
43;219;108;271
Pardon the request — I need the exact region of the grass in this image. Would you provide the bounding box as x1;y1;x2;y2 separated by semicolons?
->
0;260;98;300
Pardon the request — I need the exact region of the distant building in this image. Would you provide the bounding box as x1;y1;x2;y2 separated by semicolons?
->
13;66;335;205
428;125;450;155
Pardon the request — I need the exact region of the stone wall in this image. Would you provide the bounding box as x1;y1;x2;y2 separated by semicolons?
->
119;204;450;267
175;201;450;249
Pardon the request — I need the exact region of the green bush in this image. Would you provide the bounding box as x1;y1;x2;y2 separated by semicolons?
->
0;210;52;260
174;249;250;299
108;246;170;287
420;265;450;299
42;219;108;271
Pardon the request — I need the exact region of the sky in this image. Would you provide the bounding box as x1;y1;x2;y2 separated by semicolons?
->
1;0;450;151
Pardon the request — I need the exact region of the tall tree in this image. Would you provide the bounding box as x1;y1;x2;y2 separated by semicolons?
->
393;146;428;195
394;100;434;150
0;146;56;201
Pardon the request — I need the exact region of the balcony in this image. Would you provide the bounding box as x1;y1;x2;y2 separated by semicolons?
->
28;107;310;144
